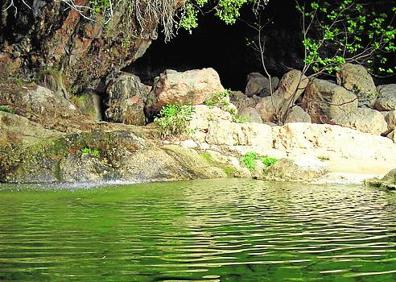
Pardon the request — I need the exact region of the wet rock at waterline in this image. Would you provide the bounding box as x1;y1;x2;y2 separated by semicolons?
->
366;169;396;190
146;68;225;113
336;63;378;107
105;73;150;126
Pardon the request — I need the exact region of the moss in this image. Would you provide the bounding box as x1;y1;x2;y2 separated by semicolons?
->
223;166;237;177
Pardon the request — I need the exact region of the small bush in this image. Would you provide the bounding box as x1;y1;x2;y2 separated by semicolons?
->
241;152;258;171
0;105;16;114
260;156;278;167
241;152;278;171
204;90;230;107
81;147;100;158
155;104;194;138
233;114;250;123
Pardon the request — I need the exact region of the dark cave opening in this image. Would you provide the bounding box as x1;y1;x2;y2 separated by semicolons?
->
126;0;303;91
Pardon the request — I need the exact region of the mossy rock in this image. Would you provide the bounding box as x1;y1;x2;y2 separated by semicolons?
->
366;169;396;190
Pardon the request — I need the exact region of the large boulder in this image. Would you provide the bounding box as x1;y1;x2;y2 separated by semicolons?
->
333;108;387;135
302;78;358;123
105;73;150;126
146;68;225;113
273;123;396;162
374;84;396;111
255;70;309;122
336;63;378;107
285;106;311;123
245;72;279;97
189;105;272;148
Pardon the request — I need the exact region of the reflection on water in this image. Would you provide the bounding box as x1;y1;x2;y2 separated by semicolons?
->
0;179;396;281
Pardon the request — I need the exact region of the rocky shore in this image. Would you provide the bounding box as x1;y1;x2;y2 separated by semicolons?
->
1;64;395;188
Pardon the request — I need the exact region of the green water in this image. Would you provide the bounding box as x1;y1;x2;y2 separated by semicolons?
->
0;179;396;281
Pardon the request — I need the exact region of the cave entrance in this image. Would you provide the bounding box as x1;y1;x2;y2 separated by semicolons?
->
126;0;301;91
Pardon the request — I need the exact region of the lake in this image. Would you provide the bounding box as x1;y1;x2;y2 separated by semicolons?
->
0;179;396;281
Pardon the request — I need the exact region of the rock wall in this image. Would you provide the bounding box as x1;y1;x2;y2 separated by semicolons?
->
0;0;182;94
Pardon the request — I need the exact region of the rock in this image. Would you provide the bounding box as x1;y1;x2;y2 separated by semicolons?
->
206;120;273;148
255;95;283;122
385;110;396;130
255;70;309;123
0;112;62;145
273;123;396;163
71;92;102;121
333;108;387;135
275;69;309;103
146;68;225;113
375;84;396;111
387;130;395;143
239;107;263;123
0;130;227;183
245;73;278;97
261;158;327;182
285;106;311;123
0;1;182;93
336;63;378;107
302;78;358;123
105;73;149;126
229;91;260;112
366;169;396;190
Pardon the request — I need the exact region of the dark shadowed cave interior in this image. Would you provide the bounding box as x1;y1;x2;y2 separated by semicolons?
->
126;0;303;91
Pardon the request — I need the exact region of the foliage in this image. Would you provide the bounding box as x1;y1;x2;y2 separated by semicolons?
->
155;104;194;138
297;0;396;76
241;152;258;171
180;0;270;32
260;156;277;167
0;105;16;114
241;152;277;171
81;147;100;158
204;90;231;107
232;114;250;123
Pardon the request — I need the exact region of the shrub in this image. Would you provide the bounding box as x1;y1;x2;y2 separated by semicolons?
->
241;152;277;171
81;147;100;158
204;90;231;107
155;104;194;138
0;105;16;114
260;156;278;167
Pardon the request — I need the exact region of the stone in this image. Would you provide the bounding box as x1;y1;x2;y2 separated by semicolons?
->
275;69;309;103
245;72;278;97
366;169;396;190
387;130;395;143
146;68;225;113
302;78;358;123
385;110;396;130
333;108;387;135
336;63;378;107
71;92;102;121
375;84;396;111
261;158;327;182
255;70;309;123
273;123;396;163
239;107;263;123
229;91;260;112
255;95;283;122
105;73;149;126
285;106;311;123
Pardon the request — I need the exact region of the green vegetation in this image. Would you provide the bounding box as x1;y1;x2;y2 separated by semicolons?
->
0;105;16;114
81;147;101;158
298;0;396;76
232;114;250;123
204;90;231;108
241;152;278;171
155;104;194;138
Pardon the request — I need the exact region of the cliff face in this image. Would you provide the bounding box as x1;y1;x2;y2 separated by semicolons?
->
0;0;182;94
